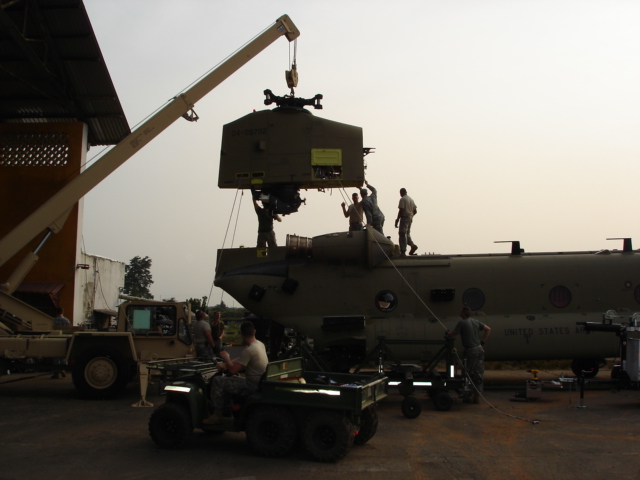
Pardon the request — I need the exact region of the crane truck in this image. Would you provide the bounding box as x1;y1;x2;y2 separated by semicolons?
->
0;15;300;402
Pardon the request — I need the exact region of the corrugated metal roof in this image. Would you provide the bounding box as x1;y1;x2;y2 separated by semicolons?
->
0;0;130;146
16;281;64;295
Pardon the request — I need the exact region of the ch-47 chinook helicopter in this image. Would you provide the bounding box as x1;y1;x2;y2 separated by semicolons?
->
215;90;637;377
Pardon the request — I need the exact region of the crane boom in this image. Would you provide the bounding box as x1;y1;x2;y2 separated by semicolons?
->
0;14;299;269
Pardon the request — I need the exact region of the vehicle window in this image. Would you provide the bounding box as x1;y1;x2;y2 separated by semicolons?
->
126;305;177;336
132;309;151;331
177;318;192;345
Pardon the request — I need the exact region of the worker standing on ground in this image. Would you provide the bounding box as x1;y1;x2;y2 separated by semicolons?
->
448;306;491;403
210;310;225;356
193;310;217;360
341;191;364;233
53;307;70;326
361;181;385;235
51;307;70;378
394;188;418;256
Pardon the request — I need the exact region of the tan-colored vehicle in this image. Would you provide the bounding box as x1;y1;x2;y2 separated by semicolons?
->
0;16;300;400
0;297;193;399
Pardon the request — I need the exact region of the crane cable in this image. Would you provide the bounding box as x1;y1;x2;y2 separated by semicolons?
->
206;187;244;308
287;39;298;96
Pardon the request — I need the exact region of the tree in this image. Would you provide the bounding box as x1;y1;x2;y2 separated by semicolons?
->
185;296;208;312
124;256;154;299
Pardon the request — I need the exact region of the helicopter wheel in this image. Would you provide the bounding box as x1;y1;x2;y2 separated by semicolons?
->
401;397;422;419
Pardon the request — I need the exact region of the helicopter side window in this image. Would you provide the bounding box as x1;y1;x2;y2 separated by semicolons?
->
462;288;485;311
549;286;572;308
375;290;398;312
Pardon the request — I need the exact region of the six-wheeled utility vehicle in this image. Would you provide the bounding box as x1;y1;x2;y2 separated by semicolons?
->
147;357;388;462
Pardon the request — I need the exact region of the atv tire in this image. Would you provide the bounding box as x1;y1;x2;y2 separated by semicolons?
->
245;406;297;457
149;402;193;449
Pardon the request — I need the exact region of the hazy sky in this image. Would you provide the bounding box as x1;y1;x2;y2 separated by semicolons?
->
81;0;640;304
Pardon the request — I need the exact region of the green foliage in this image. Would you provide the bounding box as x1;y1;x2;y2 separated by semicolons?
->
204;303;247;345
206;303;246;320
123;256;154;299
222;320;242;345
185;296;208;312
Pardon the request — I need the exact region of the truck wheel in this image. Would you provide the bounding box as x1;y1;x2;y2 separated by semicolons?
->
354;406;378;445
149;403;193;449
401;396;422;419
71;348;130;399
302;411;354;462
432;391;454;411
245;406;297;457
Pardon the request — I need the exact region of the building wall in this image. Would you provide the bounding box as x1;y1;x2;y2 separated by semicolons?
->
75;253;125;327
0;122;88;322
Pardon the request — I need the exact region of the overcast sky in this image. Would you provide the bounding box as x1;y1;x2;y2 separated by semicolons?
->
81;0;640;305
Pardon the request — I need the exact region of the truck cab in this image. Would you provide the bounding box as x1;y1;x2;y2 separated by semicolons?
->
66;299;195;399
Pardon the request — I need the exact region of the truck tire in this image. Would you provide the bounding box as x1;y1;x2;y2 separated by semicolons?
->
401;396;422;419
302;411;354;462
71;348;130;399
354;406;378;445
149;402;193;449
245;406;297;457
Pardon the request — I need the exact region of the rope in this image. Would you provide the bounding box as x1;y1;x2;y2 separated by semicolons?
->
457;361;540;424
231;189;245;248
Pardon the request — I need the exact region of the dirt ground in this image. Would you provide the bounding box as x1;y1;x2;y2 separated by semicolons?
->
0;369;639;480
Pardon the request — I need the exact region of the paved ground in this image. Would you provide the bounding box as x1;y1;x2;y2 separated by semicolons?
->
0;369;639;480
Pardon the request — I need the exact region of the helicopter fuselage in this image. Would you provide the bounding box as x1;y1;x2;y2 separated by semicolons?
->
215;229;632;368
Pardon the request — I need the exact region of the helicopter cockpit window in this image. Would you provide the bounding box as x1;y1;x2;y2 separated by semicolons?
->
375;290;398;312
462;288;485;311
549;286;572;308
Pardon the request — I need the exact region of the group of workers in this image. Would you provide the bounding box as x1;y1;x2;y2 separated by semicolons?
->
202;320;267;425
219;184;489;416
341;184;418;257
192;309;269;425
201;310;490;424
193;309;226;359
251;181;420;258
